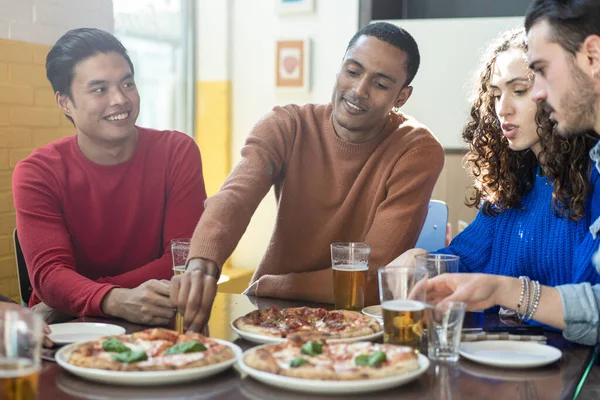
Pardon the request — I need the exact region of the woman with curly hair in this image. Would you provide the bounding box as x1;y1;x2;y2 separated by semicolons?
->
392;28;600;289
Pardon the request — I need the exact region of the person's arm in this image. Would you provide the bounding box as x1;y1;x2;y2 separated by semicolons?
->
255;139;445;305
95;136;207;288
172;107;296;332
0;294;16;304
13;159;116;317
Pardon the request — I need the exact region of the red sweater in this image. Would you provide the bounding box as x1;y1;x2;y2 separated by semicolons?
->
13;127;206;316
189;104;444;304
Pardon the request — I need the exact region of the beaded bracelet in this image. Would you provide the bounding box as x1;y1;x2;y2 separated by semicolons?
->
516;276;531;321
526;280;541;320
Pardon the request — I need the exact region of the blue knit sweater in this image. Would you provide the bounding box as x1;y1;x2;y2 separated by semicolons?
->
436;169;600;287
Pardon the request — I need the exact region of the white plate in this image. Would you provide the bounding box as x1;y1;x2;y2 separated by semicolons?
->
238;348;430;395
56;339;242;386
231;323;383;345
459;340;562;368
361;305;383;321
49;323;126;344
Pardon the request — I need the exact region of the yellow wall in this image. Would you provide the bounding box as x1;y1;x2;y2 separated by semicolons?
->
0;39;73;300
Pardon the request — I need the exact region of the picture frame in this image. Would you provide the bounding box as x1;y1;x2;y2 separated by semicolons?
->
275;38;311;92
276;0;315;15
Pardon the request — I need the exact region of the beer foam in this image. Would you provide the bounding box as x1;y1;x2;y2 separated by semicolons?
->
381;299;426;312
332;264;368;272
0;359;39;378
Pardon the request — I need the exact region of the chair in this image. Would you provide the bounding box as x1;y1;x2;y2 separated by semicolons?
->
13;229;33;306
415;200;448;252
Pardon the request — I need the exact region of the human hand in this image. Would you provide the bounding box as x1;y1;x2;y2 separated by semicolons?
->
170;258;218;333
102;280;174;325
426;273;504;311
1;302;54;347
386;248;429;268
31;301;74;325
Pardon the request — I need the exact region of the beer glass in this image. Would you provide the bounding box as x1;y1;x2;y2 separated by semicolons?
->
0;307;44;400
378;266;428;351
331;242;370;311
415;254;459;277
171;238;191;333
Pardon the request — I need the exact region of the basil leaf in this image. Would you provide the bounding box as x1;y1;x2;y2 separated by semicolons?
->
112;350;148;363
300;341;323;356
102;338;129;353
290;357;309;368
164;340;207;355
367;351;387;367
354;354;369;366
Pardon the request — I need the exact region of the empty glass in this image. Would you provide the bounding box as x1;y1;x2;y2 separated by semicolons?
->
427;301;466;362
415;254;459;277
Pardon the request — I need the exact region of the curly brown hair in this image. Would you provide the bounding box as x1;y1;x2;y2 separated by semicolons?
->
463;28;597;221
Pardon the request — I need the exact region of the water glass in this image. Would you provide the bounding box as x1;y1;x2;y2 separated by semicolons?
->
331;242;370;311
0;307;44;400
171;238;191;333
427;301;466;362
378;266;428;350
415;254;459;277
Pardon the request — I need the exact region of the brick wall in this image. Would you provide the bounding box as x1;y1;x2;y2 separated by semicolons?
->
0;0;114;301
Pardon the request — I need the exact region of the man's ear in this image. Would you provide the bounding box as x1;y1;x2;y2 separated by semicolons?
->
55;92;72;116
394;86;413;109
582;35;600;78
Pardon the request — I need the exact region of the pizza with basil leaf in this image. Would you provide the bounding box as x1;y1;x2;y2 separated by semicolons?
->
67;328;235;371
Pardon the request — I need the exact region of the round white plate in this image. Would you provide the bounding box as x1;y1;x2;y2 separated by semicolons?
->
459;341;562;368
231;323;383;345
56;339;242;386
361;305;383;321
49;323;126;344
238;349;429;395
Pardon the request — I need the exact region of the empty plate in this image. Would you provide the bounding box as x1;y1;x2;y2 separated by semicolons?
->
361;305;383;321
459;340;562;368
48;322;126;344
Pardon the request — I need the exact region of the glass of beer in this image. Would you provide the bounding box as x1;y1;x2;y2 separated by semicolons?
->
331;242;370;311
171;238;191;333
0;307;44;400
378;266;428;351
415;254;459;277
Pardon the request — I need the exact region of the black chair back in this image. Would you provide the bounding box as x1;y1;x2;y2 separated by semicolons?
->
13;229;33;305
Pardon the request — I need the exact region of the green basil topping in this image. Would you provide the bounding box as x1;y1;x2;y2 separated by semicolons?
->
102;338;129;353
112;350;148;363
300;341;323;356
354;351;387;367
290;357;309;368
164;340;207;355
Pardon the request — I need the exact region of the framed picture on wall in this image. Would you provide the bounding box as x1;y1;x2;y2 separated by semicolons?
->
275;39;311;92
276;0;315;15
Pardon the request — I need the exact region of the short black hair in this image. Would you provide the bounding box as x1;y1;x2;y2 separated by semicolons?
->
525;0;600;55
46;28;134;98
346;22;420;87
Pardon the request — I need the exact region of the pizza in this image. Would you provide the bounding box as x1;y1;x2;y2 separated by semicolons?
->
67;328;236;371
232;307;382;340
243;334;420;380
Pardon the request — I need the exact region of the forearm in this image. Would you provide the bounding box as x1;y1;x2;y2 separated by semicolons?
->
95;256;173;287
0;294;17;303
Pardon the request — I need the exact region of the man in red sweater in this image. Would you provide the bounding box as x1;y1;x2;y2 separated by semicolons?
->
12;29;207;325
172;22;444;332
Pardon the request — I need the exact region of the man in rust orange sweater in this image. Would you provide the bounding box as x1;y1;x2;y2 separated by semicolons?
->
172;22;444;332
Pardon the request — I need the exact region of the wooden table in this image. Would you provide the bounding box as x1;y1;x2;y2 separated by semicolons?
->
39;293;597;399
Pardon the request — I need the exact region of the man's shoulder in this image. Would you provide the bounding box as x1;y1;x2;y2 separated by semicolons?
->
138;126;196;147
267;103;330;123
16;135;76;172
389;113;442;150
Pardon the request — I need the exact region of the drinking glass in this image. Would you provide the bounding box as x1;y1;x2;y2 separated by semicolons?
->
415;254;459;277
427;301;466;362
378;266;428;351
171;238;191;333
0;307;44;400
331;242;370;311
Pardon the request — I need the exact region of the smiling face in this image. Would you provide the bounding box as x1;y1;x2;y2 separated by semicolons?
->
489;48;541;155
528;19;599;137
331;35;413;143
57;51;140;146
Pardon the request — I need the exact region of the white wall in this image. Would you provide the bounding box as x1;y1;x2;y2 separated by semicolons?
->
385;17;525;149
0;0;114;45
230;0;360;269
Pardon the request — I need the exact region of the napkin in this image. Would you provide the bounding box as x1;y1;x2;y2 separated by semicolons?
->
461;331;547;344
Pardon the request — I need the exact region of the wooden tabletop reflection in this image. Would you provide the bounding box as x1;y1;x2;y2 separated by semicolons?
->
39;293;597;399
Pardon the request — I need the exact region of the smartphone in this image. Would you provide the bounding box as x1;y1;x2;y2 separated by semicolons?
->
483;326;544;335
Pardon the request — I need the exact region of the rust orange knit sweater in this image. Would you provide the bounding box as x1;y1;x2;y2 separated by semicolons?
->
189;103;444;304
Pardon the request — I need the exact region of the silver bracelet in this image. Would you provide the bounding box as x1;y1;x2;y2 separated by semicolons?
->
526;280;541;320
517;276;531;321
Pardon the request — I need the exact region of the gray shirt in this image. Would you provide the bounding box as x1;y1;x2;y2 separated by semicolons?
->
556;140;600;345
